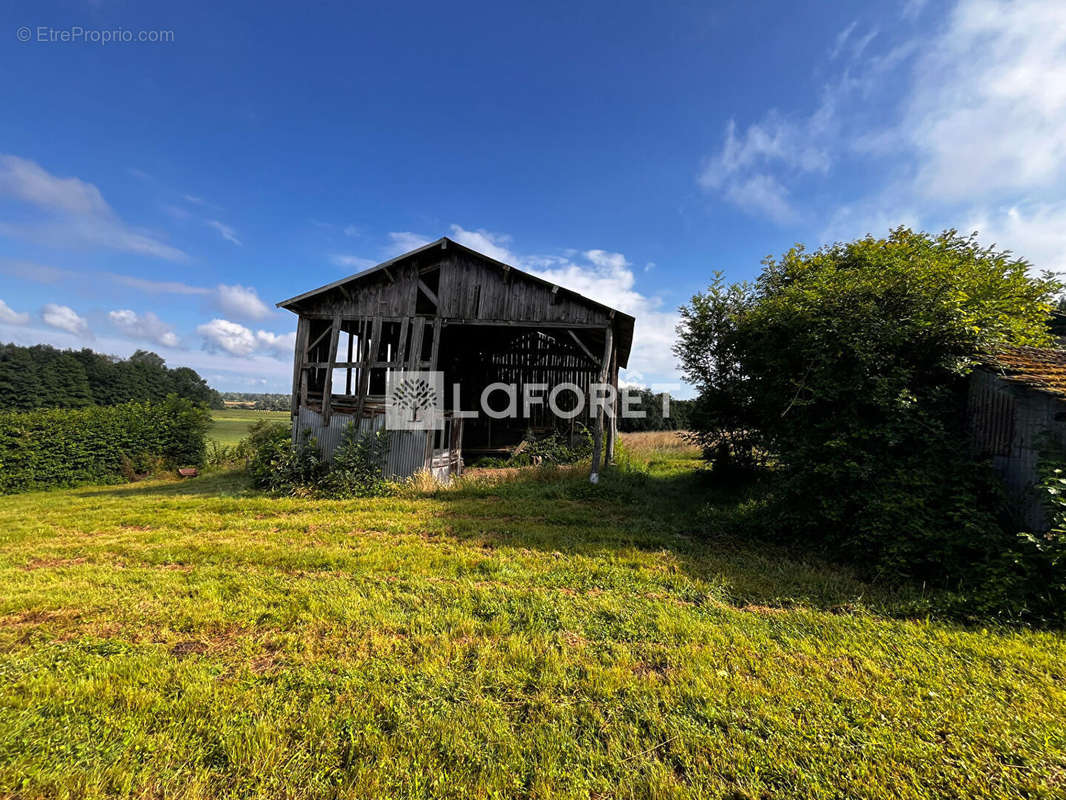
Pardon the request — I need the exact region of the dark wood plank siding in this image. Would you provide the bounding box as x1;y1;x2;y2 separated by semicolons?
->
290;253;615;331
435;255;611;326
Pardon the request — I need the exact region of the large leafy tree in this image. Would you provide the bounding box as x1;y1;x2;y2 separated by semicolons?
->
675;228;1062;590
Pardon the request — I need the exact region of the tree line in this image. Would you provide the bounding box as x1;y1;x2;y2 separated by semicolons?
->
0;343;223;411
218;392;292;411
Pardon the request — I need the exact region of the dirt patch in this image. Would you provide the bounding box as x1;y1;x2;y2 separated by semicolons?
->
249;654;280;674
169;640;208;659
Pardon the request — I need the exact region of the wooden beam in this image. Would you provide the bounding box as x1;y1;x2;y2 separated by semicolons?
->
438;319;609;329
589;325;613;484
417;279;439;308
605;347;618;464
353;316;381;422
321;315;341;424
290;317;309;418
428;319;441;370
407;318;425;371
306;323;334;355
345;328;354;395
396;316;410;370
567;329;597;363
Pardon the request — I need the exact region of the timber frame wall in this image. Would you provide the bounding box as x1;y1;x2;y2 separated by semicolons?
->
278;237;635;480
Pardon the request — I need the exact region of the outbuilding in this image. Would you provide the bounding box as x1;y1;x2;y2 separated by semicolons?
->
968;346;1066;529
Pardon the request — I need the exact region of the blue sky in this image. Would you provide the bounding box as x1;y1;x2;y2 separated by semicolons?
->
1;0;1064;392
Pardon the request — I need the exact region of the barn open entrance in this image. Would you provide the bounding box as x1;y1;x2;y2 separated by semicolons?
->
436;323;604;459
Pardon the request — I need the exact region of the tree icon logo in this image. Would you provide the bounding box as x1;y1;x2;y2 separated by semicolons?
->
386;371;444;430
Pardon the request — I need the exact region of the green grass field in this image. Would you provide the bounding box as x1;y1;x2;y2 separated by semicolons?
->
0;433;1064;798
208;408;290;446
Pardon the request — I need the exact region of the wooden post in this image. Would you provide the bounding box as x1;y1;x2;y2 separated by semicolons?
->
290;317;309;419
605;348;618;464
321;314;341;424
353;316;380;423
345;324;354;395
589;325;613;484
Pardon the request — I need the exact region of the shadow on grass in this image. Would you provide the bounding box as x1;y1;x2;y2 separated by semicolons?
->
424;460;935;619
82;470;250;499
81;459;940;621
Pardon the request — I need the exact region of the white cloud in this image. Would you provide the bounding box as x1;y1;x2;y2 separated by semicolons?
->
0;259;77;284
162;203;193;221
0;219;188;262
0;155;187;261
41;303;90;336
0;155;110;216
207;219;242;246
830;21;858;60
108;309;180;348
448;225;516;262
343;224;362;237
961;203;1066;273
215;284;272;320
0;299;29;325
386;231;434;256
700;0;1066;272
902;0;929;19
903;0;1066;202
103;272;212;295
698;112;831;223
197;318;295;358
330;253;376;270
725;173;799;225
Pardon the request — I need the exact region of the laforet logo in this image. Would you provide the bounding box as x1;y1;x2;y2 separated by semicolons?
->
385;371;444;430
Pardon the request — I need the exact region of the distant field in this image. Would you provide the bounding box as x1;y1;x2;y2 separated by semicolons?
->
0;432;1064;798
208;408;290;446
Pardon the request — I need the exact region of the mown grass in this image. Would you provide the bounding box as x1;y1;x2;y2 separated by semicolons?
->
208;409;290;446
0;434;1064;799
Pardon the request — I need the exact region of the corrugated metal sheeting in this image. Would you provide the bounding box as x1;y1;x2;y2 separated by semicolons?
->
296;406;429;478
969;371;1016;457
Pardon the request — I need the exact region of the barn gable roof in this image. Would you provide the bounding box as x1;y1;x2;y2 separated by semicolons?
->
276;236;636;367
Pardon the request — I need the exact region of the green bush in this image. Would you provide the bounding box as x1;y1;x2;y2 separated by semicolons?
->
675;228;1063;618
0;396;211;493
247;423;327;494
321;426;391;497
246;421;390;497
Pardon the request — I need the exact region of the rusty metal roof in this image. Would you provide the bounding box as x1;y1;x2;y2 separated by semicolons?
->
983;346;1066;398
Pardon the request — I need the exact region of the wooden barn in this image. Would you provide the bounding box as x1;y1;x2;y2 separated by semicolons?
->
277;237;635;481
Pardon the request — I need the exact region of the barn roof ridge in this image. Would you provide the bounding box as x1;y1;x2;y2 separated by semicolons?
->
275;236;636;326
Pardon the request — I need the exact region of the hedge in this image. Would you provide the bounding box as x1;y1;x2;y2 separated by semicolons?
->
0;396;211;493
